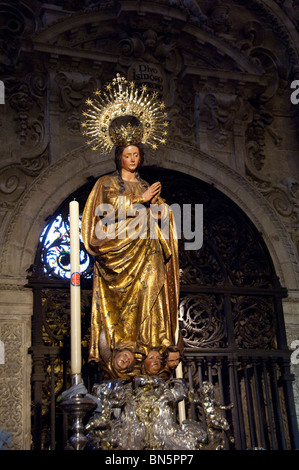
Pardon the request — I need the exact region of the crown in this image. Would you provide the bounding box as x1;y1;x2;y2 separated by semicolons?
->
81;74;168;154
109;122;144;147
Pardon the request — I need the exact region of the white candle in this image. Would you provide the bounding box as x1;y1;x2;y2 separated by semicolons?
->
175;309;186;424
69;200;82;376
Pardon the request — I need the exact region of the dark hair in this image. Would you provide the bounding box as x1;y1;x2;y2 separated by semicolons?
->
114;144;148;193
162;346;183;363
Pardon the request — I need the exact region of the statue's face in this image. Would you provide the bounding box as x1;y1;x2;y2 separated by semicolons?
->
144;350;161;375
166;351;180;370
121;145;141;173
114;349;134;371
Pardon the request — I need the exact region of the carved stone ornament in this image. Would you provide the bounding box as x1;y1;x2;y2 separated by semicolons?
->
0;321;29;450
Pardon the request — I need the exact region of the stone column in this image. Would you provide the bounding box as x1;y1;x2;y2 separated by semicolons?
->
0;276;32;450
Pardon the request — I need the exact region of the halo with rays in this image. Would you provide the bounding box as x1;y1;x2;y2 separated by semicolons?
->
81;74;169;154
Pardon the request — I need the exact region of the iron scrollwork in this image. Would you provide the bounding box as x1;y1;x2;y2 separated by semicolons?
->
232;296;276;349
179;294;227;348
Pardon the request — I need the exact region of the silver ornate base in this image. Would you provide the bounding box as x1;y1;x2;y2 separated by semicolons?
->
84;377;234;450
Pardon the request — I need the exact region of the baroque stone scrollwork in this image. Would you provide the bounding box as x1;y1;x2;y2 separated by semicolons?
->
0;1;49;208
252;179;299;260
0;166;27;203
118;28;183;109
0;2;37;74
54;72;100;114
1;70;49;202
200;93;242;148
235;16;299;259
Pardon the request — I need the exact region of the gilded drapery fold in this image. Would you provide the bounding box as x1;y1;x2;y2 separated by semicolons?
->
81;174;180;367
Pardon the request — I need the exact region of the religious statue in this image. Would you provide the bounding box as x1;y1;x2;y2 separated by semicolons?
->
81;74;182;380
189;381;234;449
62;75;235;452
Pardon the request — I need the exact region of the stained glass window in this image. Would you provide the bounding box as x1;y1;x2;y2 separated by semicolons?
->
39;212;92;279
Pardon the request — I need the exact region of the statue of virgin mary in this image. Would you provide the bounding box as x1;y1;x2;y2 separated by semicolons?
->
81;75;182;379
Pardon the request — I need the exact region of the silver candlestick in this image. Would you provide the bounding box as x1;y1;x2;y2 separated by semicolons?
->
60;373;96;450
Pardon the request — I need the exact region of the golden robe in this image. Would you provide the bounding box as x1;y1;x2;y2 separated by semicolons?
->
81;174;180;367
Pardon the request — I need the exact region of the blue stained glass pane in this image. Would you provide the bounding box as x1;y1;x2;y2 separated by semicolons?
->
40;213;92;279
